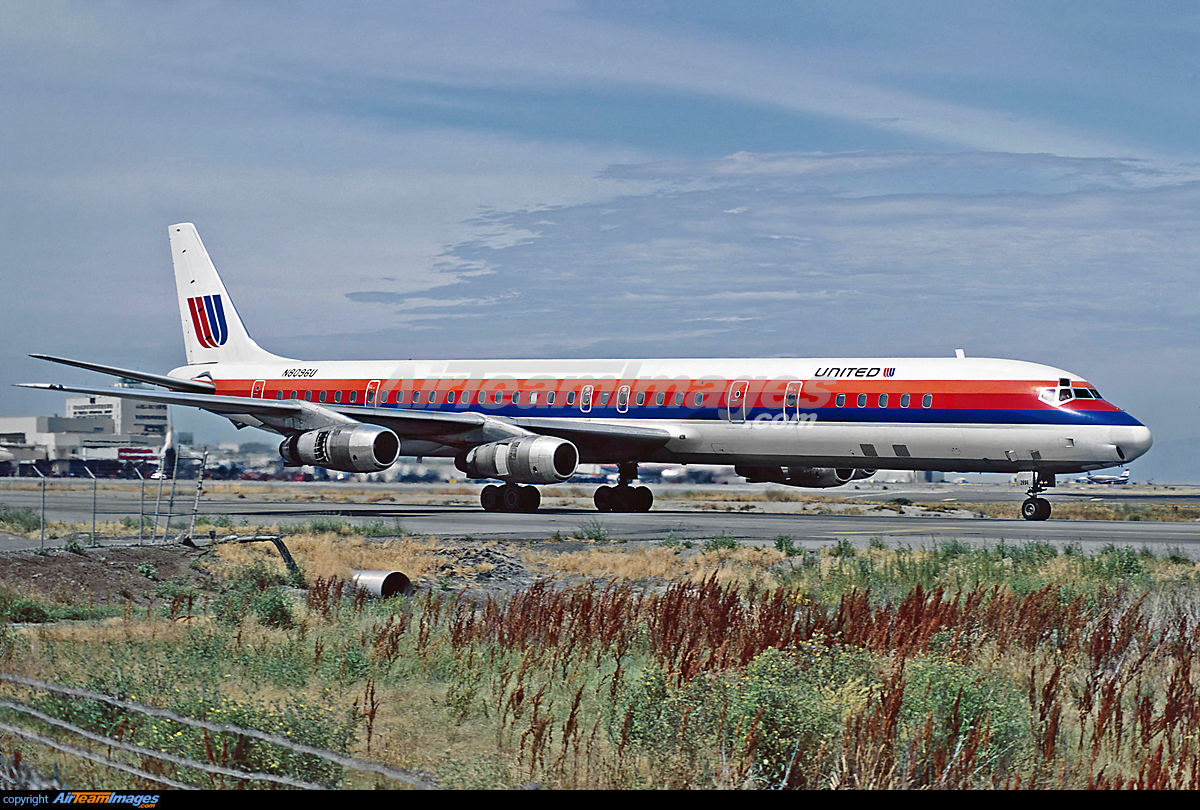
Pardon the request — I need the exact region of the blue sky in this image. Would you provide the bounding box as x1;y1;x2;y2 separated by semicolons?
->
1;2;1197;480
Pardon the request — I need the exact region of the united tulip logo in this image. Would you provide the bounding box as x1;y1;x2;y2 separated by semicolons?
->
187;294;228;348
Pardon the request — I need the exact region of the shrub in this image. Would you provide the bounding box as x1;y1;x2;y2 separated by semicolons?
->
252;587;295;629
0;507;40;535
702;534;740;553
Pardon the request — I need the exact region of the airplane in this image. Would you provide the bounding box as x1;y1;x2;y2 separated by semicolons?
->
18;223;1153;521
1077;469;1132;485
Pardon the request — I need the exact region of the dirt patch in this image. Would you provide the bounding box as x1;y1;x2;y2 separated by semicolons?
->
0;544;218;607
0;536;670;611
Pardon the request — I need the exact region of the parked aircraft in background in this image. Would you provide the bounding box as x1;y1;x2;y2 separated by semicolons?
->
20;224;1152;521
1076;469;1132;485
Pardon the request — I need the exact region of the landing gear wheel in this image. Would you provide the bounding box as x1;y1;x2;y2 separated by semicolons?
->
633;486;653;512
518;486;541;513
594;485;613;512
480;484;500;512
1021;497;1051;521
501;484;523;512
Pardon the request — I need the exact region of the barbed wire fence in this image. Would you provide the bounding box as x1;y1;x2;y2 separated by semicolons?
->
0;674;439;790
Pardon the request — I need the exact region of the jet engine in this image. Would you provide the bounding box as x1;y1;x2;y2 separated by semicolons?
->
458;436;578;484
279;425;400;473
735;466;874;488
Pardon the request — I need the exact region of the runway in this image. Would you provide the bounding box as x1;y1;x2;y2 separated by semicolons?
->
2;480;1199;556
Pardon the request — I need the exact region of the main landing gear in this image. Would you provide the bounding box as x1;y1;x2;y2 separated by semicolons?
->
594;462;653;513
480;483;541;513
1021;472;1055;521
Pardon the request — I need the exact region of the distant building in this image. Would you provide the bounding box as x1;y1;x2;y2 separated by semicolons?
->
0;385;167;472
65;386;167;437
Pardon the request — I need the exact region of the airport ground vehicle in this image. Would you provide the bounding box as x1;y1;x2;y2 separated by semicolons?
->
21;224;1152;520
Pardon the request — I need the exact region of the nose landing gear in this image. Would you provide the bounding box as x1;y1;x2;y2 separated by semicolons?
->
1021;472;1055;521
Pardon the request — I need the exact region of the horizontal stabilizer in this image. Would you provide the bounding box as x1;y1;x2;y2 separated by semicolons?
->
29;354;217;394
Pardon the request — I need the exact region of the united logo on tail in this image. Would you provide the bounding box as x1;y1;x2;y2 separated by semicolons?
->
187;294;228;348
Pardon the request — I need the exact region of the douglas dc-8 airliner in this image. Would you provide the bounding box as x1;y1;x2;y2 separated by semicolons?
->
21;224;1152;521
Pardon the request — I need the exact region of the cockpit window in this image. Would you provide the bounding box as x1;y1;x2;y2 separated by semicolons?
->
1058;389;1072;402
1073;388;1094;399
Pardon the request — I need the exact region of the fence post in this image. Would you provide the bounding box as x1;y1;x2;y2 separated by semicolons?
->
133;467;145;544
186;450;208;544
31;467;45;549
84;465;97;546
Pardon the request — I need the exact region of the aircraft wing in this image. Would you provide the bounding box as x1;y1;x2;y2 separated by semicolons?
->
14;383;672;454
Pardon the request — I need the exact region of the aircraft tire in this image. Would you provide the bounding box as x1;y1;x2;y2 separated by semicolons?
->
594;485;612;512
633;486;653;512
519;486;541;513
1021;497;1051;521
481;484;500;512
501;484;523;512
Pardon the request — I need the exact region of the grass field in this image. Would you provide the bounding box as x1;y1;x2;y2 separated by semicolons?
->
0;519;1196;789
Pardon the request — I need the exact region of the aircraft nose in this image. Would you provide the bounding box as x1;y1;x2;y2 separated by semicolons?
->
1111;424;1153;463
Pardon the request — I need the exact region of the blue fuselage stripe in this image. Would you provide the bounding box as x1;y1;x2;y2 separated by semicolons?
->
358;402;1143;427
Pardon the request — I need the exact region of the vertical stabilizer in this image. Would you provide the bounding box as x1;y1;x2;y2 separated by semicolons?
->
170;223;288;365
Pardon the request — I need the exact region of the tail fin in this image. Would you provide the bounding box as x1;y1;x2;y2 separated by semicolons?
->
169;223;289;365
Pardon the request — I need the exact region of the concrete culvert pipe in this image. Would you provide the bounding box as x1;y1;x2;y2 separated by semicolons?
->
352;570;415;598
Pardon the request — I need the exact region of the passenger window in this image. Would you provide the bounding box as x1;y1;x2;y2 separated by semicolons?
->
349;391;357;403
636;392;645;406
319;391;327;402
693;392;703;407
446;391;455;404
396;391;405;404
429;392;438;404
567;391;576;405
922;394;932;408
600;392;609;406
786;393;796;407
334;391;342;403
857;394;867;408
547;392;555;405
530;392;538;404
366;389;374;404
276;391;283;400
413;391;421;404
512;391;520;404
494;392;503;404
878;394;888;408
836;393;845;407
618;389;628;407
290;391;298;399
900;394;910;408
478;391;487;405
656;392;665;406
674;392;683;406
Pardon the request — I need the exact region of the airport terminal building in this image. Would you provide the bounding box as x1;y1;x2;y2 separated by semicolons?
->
0;386;167;472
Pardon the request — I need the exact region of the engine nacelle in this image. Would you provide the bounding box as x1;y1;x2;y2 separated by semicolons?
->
458;436;578;484
735;465;872;488
280;425;400;473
